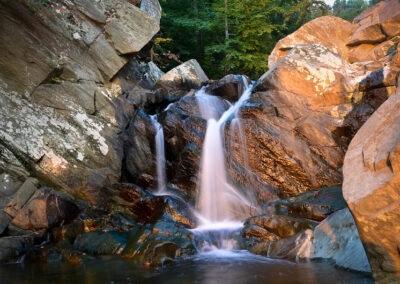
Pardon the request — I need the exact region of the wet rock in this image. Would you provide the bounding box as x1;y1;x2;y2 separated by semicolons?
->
0;212;11;236
10;188;80;231
343;88;400;283
122;220;196;265
123;110;157;188
239;224;280;250
26;239;95;264
205;74;251;102
156;59;209;100
159;195;196;228
245;214;318;239
0;231;45;263
0;173;22;198
52;214;138;244
262;186;347;221
104;183;165;223
74;230;137;255
160;95;229;200
312;208;371;273
267;229;314;259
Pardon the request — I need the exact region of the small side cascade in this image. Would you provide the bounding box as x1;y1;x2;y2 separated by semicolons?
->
192;76;256;252
150;115;167;195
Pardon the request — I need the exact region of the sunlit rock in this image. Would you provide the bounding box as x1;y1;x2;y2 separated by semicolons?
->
343;88;400;283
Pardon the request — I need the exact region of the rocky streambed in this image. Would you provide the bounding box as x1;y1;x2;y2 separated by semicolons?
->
0;0;400;283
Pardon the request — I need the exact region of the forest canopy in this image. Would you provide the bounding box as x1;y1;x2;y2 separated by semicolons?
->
155;0;377;79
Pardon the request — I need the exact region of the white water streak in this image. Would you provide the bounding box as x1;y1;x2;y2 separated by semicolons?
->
151;115;167;194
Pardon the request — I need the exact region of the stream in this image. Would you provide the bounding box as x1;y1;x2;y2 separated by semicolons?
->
0;254;373;284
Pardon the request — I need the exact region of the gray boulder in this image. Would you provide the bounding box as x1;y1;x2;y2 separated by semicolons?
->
312;208;371;273
140;0;162;24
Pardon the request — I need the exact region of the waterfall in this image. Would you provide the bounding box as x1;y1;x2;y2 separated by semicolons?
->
150;115;167;195
192;76;254;251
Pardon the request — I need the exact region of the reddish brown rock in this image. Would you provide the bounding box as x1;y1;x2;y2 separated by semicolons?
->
343;88;400;283
10;188;80;231
104;183;165;223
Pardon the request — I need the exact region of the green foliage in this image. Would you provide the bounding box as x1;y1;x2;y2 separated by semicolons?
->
332;0;369;21
51;77;61;84
159;0;328;79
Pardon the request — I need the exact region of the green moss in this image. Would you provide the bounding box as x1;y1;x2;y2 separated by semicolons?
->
51;77;61;84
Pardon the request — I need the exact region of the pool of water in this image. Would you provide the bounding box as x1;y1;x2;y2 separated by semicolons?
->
0;251;374;284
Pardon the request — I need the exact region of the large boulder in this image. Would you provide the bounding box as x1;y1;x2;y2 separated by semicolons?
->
229;44;370;198
9;188;80;231
268;16;355;68
348;0;400;46
156;59;209;100
140;0;162;25
312;208;371;273
269;1;400;67
343;88;400;283
0;0;160;204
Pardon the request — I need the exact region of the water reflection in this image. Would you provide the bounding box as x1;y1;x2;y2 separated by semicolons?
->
0;253;373;284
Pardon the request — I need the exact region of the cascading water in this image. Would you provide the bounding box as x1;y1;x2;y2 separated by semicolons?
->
192;76;255;252
150;115;167;195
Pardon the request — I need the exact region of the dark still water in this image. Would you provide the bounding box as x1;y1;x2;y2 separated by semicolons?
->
0;250;373;284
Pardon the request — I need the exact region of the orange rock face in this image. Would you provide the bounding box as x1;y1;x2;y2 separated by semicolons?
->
343;88;400;284
269;0;400;67
268;16;355;69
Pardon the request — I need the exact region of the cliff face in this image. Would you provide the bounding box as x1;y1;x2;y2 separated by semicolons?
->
0;0;160;204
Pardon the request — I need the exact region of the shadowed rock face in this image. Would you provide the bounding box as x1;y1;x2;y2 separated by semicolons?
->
343;88;400;283
205;74;251;102
159;95;229;201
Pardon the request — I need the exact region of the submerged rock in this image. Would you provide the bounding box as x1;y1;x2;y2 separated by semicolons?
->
245;214;318;239
122;220;196;265
0;231;46;263
267;229;314;259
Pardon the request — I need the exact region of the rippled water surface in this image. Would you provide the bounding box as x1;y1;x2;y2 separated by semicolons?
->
0;251;374;284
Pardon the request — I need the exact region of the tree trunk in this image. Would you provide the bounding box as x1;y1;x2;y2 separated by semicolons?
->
224;0;229;40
